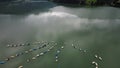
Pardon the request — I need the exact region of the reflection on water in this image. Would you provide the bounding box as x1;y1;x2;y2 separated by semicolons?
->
0;1;55;14
0;2;120;68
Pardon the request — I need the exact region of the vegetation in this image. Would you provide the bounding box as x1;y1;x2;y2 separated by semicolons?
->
50;0;120;7
85;0;97;5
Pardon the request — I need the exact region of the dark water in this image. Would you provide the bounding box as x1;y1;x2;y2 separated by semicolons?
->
0;1;120;68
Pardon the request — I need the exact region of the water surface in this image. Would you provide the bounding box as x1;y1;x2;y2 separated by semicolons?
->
0;1;120;68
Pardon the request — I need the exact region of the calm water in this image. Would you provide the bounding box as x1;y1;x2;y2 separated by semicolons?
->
0;1;120;68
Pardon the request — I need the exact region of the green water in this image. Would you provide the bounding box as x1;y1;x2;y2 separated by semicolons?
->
0;2;120;68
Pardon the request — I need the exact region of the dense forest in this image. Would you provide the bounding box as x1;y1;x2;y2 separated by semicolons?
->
50;0;120;7
0;0;120;7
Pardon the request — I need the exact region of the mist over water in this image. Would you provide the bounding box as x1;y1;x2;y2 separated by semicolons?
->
0;2;120;68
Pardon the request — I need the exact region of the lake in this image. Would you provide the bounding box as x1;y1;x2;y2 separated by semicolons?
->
0;1;120;68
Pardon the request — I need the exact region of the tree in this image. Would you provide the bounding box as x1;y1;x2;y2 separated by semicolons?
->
85;0;97;5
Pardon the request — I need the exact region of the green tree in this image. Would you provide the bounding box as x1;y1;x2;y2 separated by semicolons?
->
85;0;97;5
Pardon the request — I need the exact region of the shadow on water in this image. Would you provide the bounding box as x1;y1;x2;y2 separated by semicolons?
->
0;1;57;15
